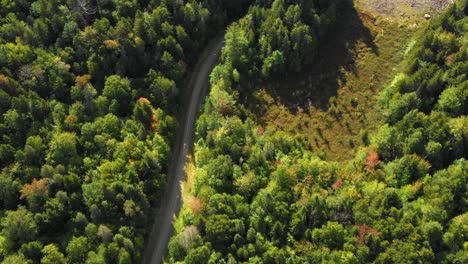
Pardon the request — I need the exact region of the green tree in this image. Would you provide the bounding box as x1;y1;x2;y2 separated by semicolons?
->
385;154;431;187
102;75;132;116
41;244;66;264
23;135;45;166
437;84;466;116
66;236;90;264
0;172;20;210
145;70;175;109
46;132;80;167
133;98;154;128
289;23;315;71
443;213;468;252
1;254;30;264
208;82;235;115
422;221;443;250
19;241;43;263
223;22;251;72
261;50;285;77
312;222;346;250
184;245;211;264
1;207;37;248
204;214;236;251
386;93;421;124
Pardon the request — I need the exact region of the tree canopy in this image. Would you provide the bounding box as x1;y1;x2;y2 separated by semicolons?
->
0;0;249;262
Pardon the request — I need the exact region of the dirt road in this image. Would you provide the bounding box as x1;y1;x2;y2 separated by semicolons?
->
143;37;224;264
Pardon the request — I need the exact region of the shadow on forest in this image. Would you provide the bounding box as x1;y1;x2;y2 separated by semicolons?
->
254;0;378;112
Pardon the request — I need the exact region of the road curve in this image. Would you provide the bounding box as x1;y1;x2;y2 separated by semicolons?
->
143;37;224;264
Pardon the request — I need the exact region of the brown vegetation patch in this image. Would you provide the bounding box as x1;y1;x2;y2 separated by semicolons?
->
356;224;380;245
75;74;91;87
20;178;48;200
188;196;203;215
365;151;380;172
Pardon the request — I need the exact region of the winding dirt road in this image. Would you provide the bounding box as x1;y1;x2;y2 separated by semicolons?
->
143;37;224;264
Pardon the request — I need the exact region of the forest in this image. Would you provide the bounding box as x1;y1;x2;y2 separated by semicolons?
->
0;0;250;263
0;0;466;263
168;0;467;263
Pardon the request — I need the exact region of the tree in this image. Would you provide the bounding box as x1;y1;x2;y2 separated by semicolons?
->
386;93;421;124
208;81;235;115
261;50;285;77
41;244;67;264
117;248;131;264
443;213;468;252
1;254;30;264
312;222;346;250
195;155;233;194
1;207;37;248
0;42;34;70
66;236;90;264
102;75;132;116
437;85;465;116
0;144;15;167
3;109;30;145
46;132;81;167
374;240;434;263
97;225;113;244
422;221;443;250
76;0;97;15
364;151;380;172
20;178;48;213
0;235;7;260
36;197;69;234
223;22;251;72
160;51;183;81
270;221;285;244
23;135;45;166
204;214;236;251
73;212;89;231
145;70;175;109
385;155;431;187
85;250;106;264
372;124;401;161
289;23;315;71
19;241;43;262
0;172;20;210
184;245;211;264
133;98;154;128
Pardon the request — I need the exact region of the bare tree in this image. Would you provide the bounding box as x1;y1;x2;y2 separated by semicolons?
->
179;225;199;251
76;0;97;15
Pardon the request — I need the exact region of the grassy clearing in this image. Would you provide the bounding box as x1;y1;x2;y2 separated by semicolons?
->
357;0;453;23
181;156;203;215
245;1;427;161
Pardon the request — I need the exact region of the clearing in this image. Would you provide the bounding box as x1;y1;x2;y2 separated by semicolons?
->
246;0;452;161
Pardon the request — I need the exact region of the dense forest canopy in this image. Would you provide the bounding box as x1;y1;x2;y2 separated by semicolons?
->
169;0;467;263
0;0;252;263
0;0;467;263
